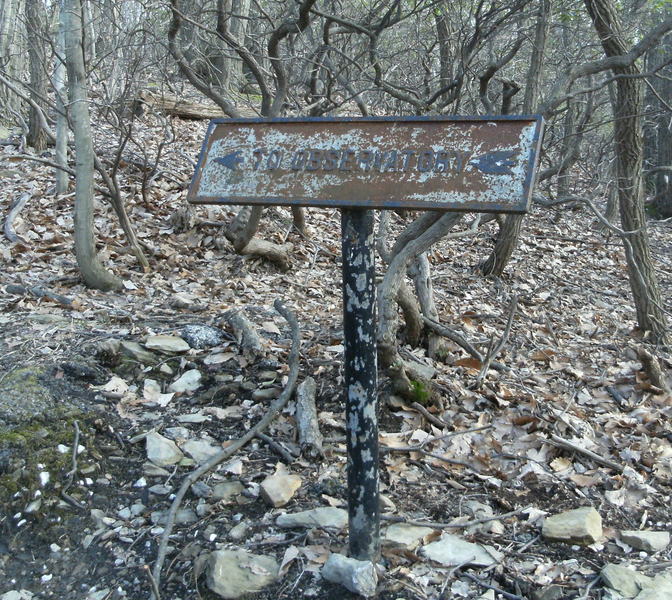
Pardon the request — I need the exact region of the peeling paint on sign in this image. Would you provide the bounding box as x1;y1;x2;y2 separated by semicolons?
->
189;116;543;213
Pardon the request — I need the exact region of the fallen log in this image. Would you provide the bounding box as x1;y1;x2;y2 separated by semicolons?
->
133;90;226;120
135;90;227;120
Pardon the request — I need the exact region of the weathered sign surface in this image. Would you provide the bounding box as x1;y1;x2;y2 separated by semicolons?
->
188;116;543;213
189;117;542;212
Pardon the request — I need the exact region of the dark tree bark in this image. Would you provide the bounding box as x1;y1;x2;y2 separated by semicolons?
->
584;0;669;344
481;0;549;277
644;31;672;218
25;0;48;152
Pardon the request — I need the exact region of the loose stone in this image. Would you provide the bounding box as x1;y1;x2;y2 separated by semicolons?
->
541;506;602;545
145;334;190;353
206;549;279;599
145;432;184;466
276;507;349;531
168;369;202;393
620;530;670;552
321;553;378;597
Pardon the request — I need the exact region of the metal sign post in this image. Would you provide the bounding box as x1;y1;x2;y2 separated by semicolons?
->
341;208;379;560
188;115;544;563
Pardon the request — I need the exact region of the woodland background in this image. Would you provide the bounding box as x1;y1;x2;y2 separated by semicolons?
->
2;1;672;599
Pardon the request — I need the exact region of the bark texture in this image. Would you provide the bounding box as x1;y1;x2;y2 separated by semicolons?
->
481;0;549;276
64;0;121;291
584;0;668;344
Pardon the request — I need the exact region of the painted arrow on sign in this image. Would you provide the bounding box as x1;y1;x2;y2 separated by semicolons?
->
214;151;245;170
470;150;517;175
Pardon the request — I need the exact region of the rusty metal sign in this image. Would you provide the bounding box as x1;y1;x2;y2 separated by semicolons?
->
188;116;543;213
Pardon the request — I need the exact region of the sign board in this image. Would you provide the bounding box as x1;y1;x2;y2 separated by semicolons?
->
188;116;544;213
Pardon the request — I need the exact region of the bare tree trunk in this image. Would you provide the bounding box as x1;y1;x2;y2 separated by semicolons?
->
645;31;672;218
64;0;121;291
25;0;48;152
584;0;668;344
0;0;25;117
481;0;549;277
54;0;68;194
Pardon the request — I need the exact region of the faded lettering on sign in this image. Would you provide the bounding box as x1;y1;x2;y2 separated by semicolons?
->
189;117;543;213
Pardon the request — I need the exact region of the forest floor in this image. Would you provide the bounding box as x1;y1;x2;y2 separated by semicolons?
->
1;115;672;600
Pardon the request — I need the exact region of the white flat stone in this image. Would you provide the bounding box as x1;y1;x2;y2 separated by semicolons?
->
276;507;348;530
321;553;377;597
168;369;202;393
206;550;279;599
145;335;190;353
145;432;184;466
421;533;502;567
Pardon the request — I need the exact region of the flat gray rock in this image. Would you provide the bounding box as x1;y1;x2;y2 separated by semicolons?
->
168;369;202;393
146;432;184;466
181;439;220;463
321;553;377;597
421;533;502;567
383;523;434;550
621;530;670;552
601;563;653;598
276;507;348;531
212;481;245;502
634;574;672;599
120;341;158;365
542;506;602;545
206;549;279;599
151;508;197;525
145;335;190;353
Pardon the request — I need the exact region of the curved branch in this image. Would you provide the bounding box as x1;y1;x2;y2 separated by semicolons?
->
151;299;301;596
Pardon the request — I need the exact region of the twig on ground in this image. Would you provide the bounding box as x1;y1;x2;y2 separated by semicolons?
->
547;434;623;471
462;572;525;600
576;575;601;600
143;565;161;600
410;401;449;428
476;295;518;386
255;431;298;462
422;317;508;372
60;421;86;511
381;505;532;530
151;299;301;598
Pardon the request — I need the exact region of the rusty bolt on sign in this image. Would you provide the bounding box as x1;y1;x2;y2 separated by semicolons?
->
189;115;544;563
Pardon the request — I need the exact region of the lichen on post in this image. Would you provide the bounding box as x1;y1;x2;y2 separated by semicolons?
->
341;208;380;562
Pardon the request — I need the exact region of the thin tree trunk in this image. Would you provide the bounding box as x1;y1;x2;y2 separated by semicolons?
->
64;0;121;291
0;0;25;116
481;0;549;276
25;0;48;152
584;0;668;344
55;0;68;194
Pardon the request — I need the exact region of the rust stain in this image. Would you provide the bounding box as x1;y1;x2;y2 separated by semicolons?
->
188;116;543;213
